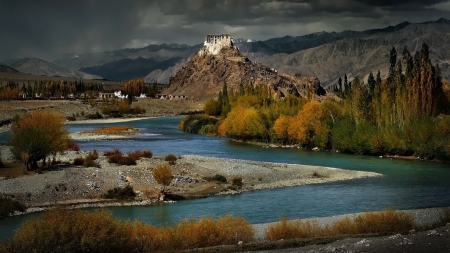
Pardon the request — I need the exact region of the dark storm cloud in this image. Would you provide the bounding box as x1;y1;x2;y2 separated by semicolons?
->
1;0;449;62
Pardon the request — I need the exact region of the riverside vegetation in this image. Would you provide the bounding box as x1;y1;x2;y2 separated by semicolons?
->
179;44;450;160
1;208;449;253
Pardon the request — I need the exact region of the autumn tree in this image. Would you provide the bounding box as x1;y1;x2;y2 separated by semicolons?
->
204;99;220;116
153;164;173;191
10;111;70;171
224;105;267;141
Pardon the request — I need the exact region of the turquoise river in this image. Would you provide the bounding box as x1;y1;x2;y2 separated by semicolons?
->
0;116;449;240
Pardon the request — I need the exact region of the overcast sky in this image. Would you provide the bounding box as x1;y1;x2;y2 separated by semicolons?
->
1;0;450;62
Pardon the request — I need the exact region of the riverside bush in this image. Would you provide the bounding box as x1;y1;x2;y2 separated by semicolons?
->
164;153;177;165
85;149;98;160
3;209;255;252
128;150;153;161
104;185;136;200
72;157;85;165
65;141;80;151
178;114;218;134
264;209;414;241
203;174;227;183
83;158;100;168
104;148;122;157
0;197;26;218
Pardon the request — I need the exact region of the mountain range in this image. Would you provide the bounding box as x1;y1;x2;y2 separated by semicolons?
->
9;58;100;79
1;18;450;85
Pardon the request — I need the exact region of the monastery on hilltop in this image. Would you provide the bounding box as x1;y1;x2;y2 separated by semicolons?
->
200;34;235;55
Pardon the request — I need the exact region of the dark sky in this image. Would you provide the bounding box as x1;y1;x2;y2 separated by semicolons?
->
1;0;450;62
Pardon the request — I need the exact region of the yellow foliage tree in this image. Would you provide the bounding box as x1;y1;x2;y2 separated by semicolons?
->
273;115;292;143
153;164;173;191
224;105;266;140
10;111;70;170
287;101;331;147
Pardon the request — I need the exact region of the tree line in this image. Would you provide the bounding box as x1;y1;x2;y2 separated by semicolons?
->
181;43;450;160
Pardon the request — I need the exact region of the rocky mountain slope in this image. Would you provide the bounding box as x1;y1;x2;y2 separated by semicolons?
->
165;47;325;101
0;62;18;73
11;58;100;79
258;22;450;86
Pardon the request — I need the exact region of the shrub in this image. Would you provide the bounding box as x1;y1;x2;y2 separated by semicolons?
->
153;164;173;191
0;197;26;218
85;149;98;160
178;115;219;134
232;176;243;188
128;149;153;161
117;156;136;166
104;148;122;157
5;209;254;252
73;157;85;166
132;105;143;114
100;106;111;115
85;111;103;119
203;174;227;183
264;209;414;241
165;153;177;165
264;217;323;241
104;185;136;200
141;150;153;158
66;116;76;121
65;141;80;151
83;159;100;168
8;209;132;253
107;153;124;164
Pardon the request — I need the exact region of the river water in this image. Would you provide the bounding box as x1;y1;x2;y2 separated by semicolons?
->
1;116;450;240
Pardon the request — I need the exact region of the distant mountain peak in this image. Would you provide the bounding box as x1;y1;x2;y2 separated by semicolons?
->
421;17;450;25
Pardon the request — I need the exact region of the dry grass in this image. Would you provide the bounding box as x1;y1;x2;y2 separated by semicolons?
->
264;209;414;241
83;126;137;135
3;209;255;253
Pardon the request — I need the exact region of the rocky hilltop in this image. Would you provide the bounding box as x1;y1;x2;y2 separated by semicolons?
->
165;37;325;101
